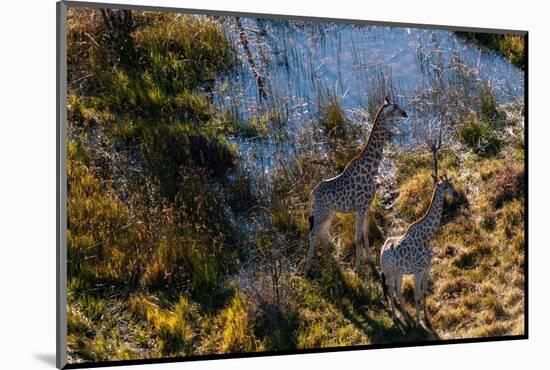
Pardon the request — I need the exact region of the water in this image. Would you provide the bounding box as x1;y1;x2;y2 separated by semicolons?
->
211;16;524;191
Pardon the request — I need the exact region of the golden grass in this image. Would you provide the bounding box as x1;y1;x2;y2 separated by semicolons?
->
219;293;262;353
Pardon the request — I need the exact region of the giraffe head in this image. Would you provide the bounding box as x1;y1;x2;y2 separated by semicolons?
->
436;173;458;199
380;97;408;120
378;97;408;137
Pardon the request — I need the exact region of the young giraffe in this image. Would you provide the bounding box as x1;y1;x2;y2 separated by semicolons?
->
380;174;457;327
306;97;408;275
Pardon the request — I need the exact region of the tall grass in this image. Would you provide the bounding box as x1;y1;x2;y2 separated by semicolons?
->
66;9;249;363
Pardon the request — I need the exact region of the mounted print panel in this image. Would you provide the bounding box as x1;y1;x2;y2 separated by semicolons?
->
57;1;527;368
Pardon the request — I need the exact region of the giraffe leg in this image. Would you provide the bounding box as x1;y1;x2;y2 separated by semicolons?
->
321;213;334;255
354;211;363;273
385;271;398;323
306;222;322;275
362;209;371;264
395;272;409;322
421;268;431;323
414;271;423;328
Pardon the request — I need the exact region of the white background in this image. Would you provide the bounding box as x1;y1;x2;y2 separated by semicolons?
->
0;0;546;369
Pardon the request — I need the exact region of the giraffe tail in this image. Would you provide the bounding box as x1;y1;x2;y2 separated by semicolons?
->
308;189;314;232
381;272;388;298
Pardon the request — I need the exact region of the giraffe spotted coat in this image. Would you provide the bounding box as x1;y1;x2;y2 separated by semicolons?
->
306;98;408;274
380;176;457;327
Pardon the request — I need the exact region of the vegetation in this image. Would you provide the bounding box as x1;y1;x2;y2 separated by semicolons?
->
456;32;526;70
389;103;524;338
66;8;525;365
455;85;508;157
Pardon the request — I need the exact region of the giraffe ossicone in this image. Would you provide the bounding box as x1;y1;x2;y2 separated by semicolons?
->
306;97;408;275
380;174;458;327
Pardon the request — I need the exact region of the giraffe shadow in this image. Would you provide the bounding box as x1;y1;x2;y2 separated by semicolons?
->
309;252;440;344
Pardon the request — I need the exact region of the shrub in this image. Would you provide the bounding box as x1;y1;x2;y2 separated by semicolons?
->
319;95;349;141
237;114;269;138
499;35;526;70
479;85;506;126
456;32;525;70
236;260;299;351
457;118;501;157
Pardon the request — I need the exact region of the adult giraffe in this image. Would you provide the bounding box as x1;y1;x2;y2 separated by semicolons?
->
306;97;408;275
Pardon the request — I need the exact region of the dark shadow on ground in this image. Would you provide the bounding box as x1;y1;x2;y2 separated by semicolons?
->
309;250;440;344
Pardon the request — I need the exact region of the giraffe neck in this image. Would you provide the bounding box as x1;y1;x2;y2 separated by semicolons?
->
408;185;445;241
355;107;389;169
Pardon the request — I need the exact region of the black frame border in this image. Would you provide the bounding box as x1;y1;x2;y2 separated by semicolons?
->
57;1;529;369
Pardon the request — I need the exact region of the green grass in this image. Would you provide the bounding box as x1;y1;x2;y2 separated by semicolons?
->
457;118;502;157
67;8;236;198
